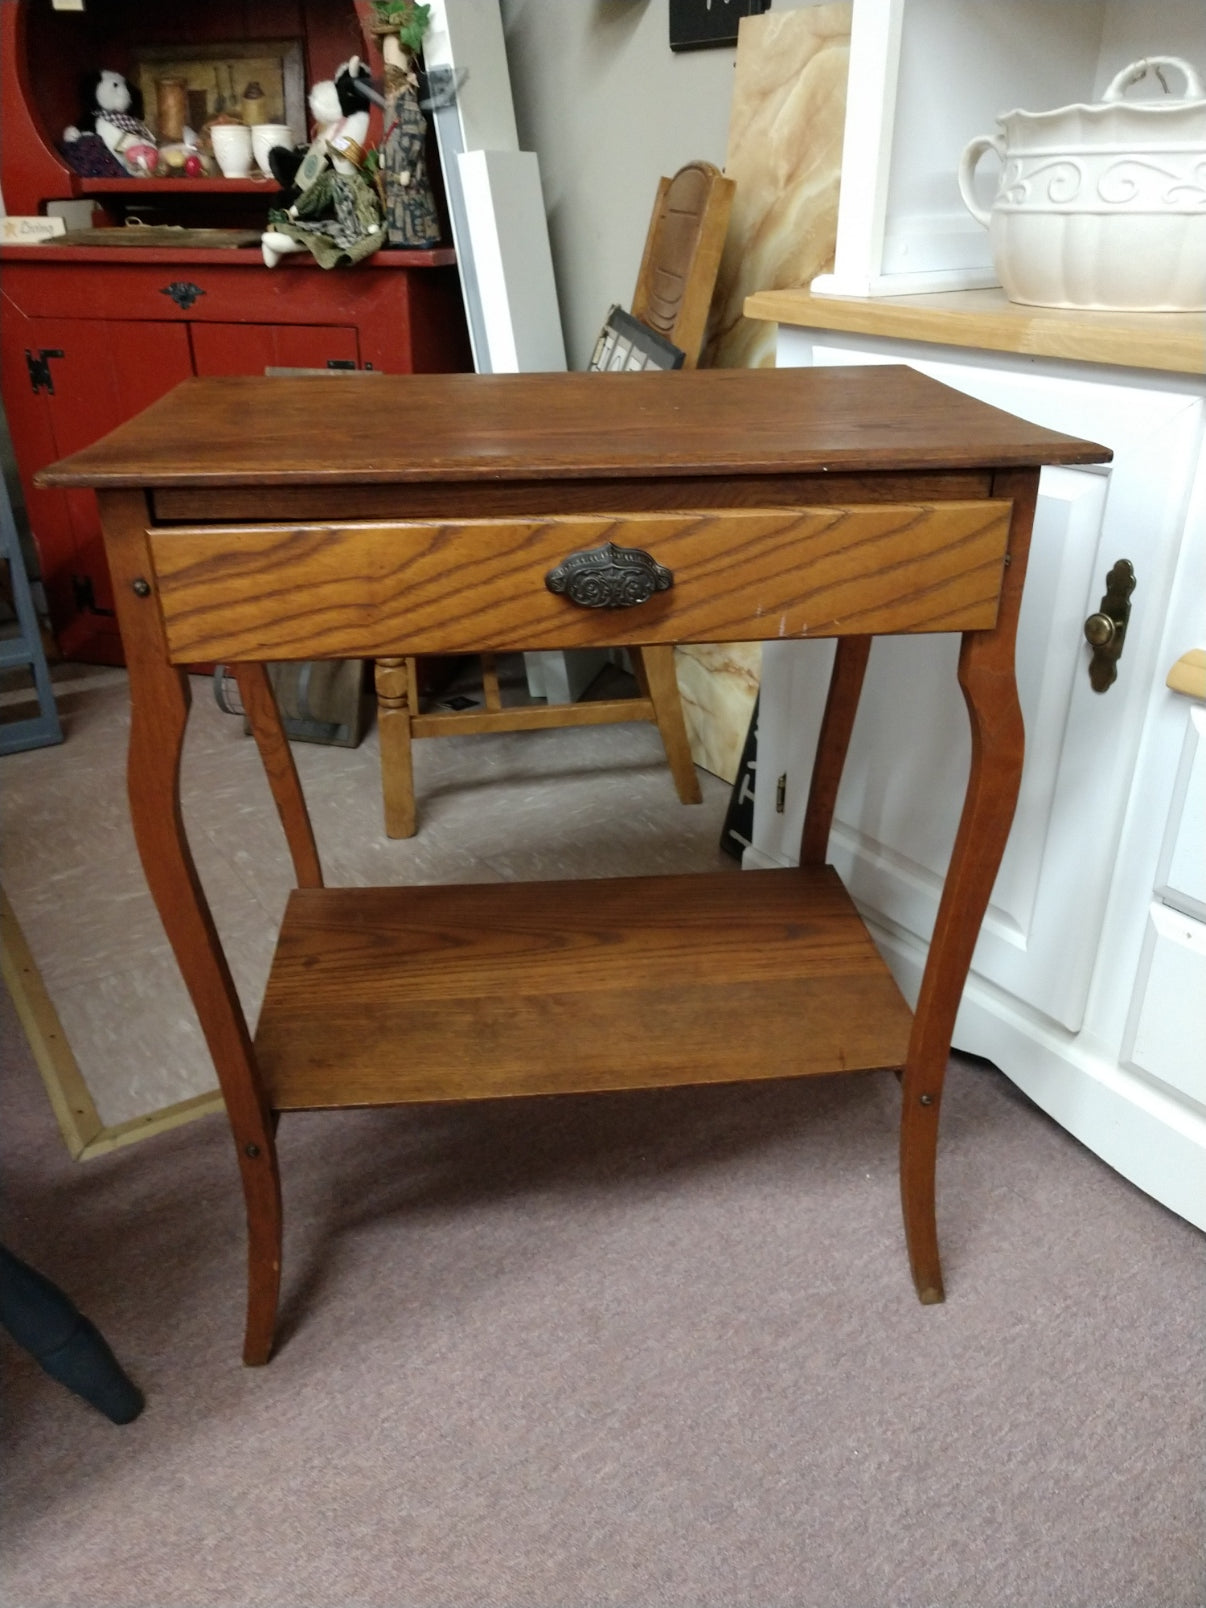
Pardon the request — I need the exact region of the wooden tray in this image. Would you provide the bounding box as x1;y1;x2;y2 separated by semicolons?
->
53;228;262;249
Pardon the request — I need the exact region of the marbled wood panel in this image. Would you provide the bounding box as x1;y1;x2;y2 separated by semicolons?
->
685;4;850;776
675;643;761;783
704;3;851;372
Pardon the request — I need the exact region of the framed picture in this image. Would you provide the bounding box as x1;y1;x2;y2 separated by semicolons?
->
130;40;306;142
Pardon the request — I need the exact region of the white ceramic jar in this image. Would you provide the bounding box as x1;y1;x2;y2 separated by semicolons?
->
958;57;1206;311
210;123;253;180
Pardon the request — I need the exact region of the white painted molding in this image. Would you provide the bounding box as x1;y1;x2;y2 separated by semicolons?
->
424;0;519;153
810;267;1001;298
458;150;567;374
830;0;905;290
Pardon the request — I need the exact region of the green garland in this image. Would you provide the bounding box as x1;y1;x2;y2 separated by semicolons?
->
370;2;431;54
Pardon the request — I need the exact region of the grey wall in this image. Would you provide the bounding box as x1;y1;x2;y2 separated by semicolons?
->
499;1;823;370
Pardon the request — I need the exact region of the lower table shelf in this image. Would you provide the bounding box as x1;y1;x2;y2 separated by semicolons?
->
254;866;915;1109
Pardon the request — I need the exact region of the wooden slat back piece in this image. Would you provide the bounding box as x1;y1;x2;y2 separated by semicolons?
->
631;161;736;368
148;501;1013;663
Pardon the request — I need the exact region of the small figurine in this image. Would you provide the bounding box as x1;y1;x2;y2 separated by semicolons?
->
366;2;440;247
377;32;440;247
63;70;157;177
261;58;383;269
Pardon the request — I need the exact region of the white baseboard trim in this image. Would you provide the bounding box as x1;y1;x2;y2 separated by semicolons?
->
810;268;1002;299
736;850;1206;1231
868;915;1206;1233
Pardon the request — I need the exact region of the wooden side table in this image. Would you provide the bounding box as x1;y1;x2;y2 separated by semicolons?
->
39;367;1108;1365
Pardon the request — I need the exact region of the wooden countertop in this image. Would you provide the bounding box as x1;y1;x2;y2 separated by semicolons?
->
743;287;1205;377
0;244;457;269
37;367;1109;490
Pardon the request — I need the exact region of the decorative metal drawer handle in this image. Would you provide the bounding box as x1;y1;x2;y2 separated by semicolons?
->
545;541;673;609
160;281;205;310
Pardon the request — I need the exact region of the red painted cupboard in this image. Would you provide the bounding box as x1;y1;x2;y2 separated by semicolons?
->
0;0;471;662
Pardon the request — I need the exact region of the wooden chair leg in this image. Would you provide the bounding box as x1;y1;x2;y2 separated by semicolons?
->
375;656;417;838
633;645;703;805
481;652;503;712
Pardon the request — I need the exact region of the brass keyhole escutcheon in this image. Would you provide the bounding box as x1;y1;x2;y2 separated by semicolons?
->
1083;559;1136;693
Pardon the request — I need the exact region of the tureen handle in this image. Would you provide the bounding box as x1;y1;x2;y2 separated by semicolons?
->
1102;57;1204;102
957;134;1006;228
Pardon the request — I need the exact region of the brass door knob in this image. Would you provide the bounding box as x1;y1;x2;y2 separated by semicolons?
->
1083;559;1136;693
1083;612;1117;649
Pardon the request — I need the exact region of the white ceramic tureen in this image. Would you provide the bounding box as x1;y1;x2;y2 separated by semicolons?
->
957;56;1206;311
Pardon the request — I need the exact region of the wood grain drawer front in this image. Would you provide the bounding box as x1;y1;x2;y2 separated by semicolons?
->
149;501;1013;663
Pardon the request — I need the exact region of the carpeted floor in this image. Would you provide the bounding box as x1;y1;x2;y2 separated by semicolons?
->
1;666;1203;1608
3;978;1203;1607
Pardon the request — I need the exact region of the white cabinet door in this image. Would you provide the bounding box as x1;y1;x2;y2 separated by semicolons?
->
752;339;1204;1034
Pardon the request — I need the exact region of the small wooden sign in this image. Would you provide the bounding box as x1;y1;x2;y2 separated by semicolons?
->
1;216;67;245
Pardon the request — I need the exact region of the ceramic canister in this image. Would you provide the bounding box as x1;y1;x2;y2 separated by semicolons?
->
958;56;1206;311
210;122;253;180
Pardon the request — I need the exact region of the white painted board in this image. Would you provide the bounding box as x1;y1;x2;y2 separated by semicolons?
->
457;148;566;373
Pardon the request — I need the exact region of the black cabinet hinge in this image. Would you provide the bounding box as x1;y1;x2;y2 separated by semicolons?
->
26;348;64;395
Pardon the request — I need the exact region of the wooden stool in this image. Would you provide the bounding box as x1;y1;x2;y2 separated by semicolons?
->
375;646;701;838
375;161;735;837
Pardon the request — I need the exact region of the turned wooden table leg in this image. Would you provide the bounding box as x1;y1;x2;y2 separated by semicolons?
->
101;491;284;1365
899;472;1037;1303
633;644;703;805
375;655;418;839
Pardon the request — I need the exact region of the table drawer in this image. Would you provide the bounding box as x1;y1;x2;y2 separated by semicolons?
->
148;501;1013;662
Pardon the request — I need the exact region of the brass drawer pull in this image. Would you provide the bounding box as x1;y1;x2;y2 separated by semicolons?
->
545;541;673;609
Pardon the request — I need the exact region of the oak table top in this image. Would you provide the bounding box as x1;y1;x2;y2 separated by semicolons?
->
38;366;1105;489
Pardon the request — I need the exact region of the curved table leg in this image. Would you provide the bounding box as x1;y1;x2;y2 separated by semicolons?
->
103;491;283;1365
799;636;872;866
235;663;322;889
900;473;1037;1302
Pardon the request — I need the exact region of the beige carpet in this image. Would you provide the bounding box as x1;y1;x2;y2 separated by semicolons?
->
3;988;1204;1606
1;665;1203;1607
0;660;735;1128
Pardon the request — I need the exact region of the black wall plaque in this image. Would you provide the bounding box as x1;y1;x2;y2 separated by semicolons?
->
669;0;771;52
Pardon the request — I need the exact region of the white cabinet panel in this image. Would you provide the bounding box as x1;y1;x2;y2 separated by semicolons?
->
1157;705;1206;921
756;340;1203;1034
825;465;1111;1030
1123;904;1206;1110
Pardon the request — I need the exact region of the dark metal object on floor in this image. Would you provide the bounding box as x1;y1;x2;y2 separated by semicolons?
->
0;1246;143;1423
